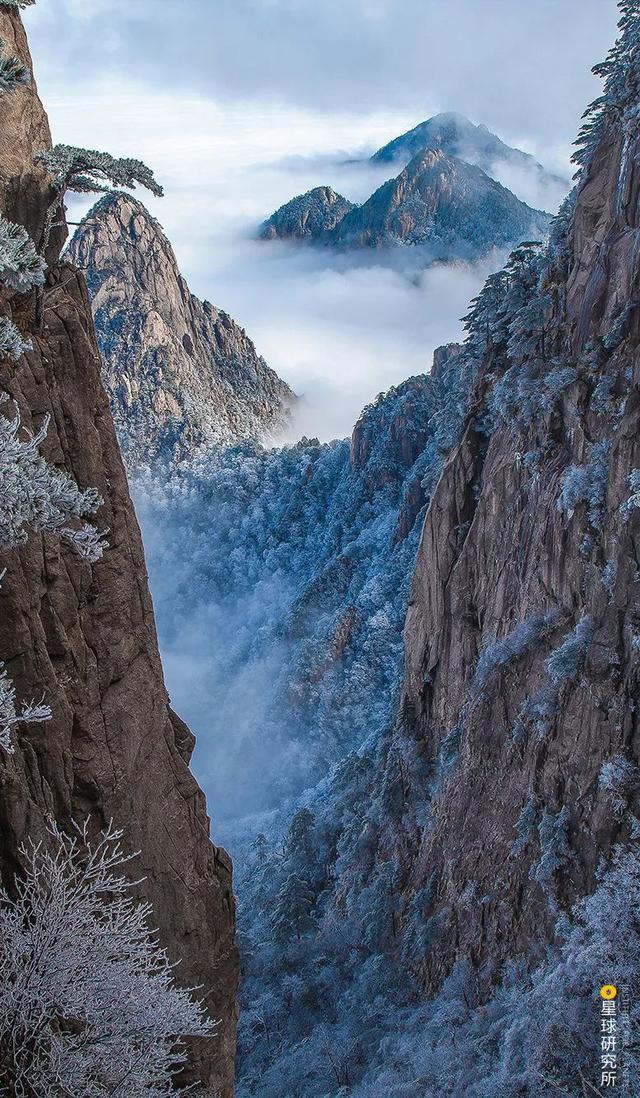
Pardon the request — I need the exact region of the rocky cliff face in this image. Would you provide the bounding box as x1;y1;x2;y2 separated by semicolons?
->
330;148;551;254
399;94;640;988
0;9;237;1095
259;185;355;241
68;193;294;469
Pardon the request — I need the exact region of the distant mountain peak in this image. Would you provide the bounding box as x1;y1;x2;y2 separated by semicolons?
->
372;111;542;172
328;147;551;255
259;185;356;241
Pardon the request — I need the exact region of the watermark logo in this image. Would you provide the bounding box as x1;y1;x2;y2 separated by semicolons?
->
598;983;631;1090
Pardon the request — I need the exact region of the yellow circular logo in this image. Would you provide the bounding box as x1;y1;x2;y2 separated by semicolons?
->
600;985;618;1000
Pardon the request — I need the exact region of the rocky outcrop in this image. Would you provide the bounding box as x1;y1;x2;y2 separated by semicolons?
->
330;148;551;254
0;9;238;1094
398;97;640;989
68;193;294;469
259;185;355;241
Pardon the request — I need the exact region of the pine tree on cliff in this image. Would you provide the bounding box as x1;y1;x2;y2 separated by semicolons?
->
36;145;163;252
574;0;640;174
0;35;29;95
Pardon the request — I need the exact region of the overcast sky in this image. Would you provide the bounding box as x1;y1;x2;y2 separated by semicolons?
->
24;0;620;438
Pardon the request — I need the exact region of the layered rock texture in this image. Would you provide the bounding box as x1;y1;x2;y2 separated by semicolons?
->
398;85;640;985
68;193;294;468
259;184;355;241
329;148;550;254
0;9;237;1095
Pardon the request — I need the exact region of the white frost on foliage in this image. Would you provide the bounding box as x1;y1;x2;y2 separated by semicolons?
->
0;396;104;555
0;819;215;1096
0;658;51;754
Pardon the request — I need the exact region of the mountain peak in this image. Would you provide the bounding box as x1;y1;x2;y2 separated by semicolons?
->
68;196;294;467
260;184;356;241
369;112;562;198
329;147;550;254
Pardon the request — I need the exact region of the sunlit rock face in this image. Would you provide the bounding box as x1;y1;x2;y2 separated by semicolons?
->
68;192;295;470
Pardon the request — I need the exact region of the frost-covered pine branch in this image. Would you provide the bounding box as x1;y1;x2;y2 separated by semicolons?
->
0;214;46;293
0;662;51;753
36;144;163;251
0;36;29;97
0;1;37;8
0;819;216;1095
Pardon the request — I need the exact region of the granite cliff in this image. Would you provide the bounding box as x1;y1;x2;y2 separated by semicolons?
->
0;8;237;1094
68;192;294;469
398;51;640;987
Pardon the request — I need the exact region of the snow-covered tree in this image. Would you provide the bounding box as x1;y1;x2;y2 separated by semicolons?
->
36;145;163;251
0;36;29;97
0;214;46;294
0;1;37;9
0;819;215;1096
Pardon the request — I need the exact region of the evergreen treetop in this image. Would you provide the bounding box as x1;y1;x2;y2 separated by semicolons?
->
573;0;640;173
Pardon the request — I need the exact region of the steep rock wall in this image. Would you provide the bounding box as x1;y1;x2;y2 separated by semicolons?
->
0;9;238;1094
401;115;640;987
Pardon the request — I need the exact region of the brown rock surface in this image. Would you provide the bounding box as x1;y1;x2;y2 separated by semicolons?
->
0;9;238;1094
399;118;640;988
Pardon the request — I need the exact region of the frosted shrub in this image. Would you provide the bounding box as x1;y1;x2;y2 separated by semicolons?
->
472;612;558;695
0;820;214;1095
556;440;611;529
0;214;46;293
601;559;618;597
511;795;538;856
0;399;106;751
0;315;31;360
0;660;50;753
0;397;104;557
624;468;640;514
599;754;638;817
530;806;571;893
546;616;594;684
